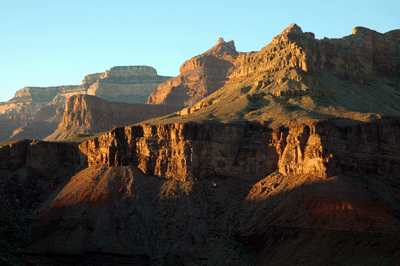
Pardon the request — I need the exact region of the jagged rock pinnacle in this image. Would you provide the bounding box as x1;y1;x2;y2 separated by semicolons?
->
215;37;236;51
148;37;245;107
281;23;304;35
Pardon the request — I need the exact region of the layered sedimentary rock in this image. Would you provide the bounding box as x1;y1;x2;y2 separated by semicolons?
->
0;66;171;141
149;24;400;126
24;118;400;264
0;86;81;118
79;122;274;182
86;66;172;103
45;94;180;141
0;86;81;142
147;38;251;107
78;118;400;187
233;23;400;83
0;66;171;119
2;24;400;265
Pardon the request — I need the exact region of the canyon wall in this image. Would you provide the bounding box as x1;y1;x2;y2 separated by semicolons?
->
2;24;400;265
0;86;83;119
79;118;400;183
80;122;276;182
147;38;251;107
87;66;172;103
0;139;87;171
0;139;87;247
0;66;172;141
232;23;400;84
1;118;398;265
45;94;180;141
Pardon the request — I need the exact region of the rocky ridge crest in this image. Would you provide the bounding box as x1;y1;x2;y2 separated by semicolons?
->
148;24;400;126
233;23;400;82
147;38;252;107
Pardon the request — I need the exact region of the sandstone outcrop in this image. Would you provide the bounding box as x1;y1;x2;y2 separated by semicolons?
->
232;23;400;83
0;66;172;141
78;118;400;188
0;86;81;142
79;122;275;182
150;24;400;127
86;66;172;103
0;85;82;119
44;94;180;141
147;38;251;107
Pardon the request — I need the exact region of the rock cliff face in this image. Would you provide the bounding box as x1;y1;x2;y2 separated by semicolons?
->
0;66;171;142
233;23;400;84
86;66;172;103
149;24;400;127
45;94;180;141
147;38;251;107
78;118;400;187
0;139;87;171
0;86;81;142
0;86;83;119
2;24;400;265
79;122;275;182
25;118;400;265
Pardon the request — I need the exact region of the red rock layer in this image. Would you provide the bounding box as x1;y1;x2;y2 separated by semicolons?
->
45;94;180;141
233;23;400;84
79;119;400;184
147;38;251;107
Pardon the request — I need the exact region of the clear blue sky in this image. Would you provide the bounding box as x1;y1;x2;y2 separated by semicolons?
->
1;0;399;102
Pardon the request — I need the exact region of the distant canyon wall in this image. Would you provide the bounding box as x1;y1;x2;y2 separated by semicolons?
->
0;66;173;142
0;65;171;119
45;94;180;141
147;38;252;107
86;66;172;103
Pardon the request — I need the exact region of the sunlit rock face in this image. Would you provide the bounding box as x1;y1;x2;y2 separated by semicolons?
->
44;94;180;141
78;118;400;183
86;66;172;104
147;38;252;107
0;66;172;141
233;23;400;83
148;24;400;128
